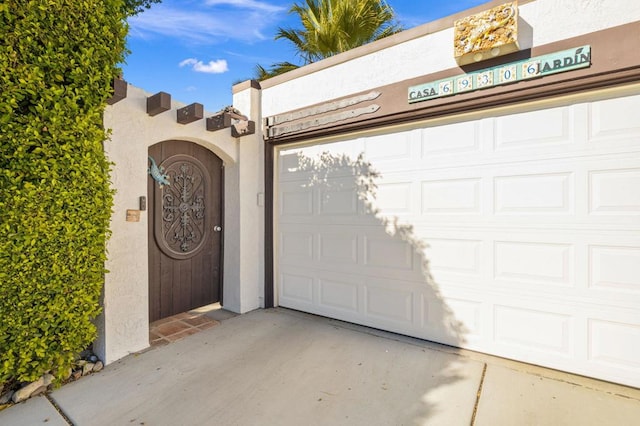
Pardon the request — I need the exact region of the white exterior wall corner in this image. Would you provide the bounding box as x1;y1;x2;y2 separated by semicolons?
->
223;84;265;314
97;85;239;364
261;0;640;117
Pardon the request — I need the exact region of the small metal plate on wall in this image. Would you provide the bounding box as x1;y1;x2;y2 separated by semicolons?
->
126;210;141;222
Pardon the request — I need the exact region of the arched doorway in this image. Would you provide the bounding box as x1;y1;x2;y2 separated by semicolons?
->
148;140;224;322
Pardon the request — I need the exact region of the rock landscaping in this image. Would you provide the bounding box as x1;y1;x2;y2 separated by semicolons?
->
0;350;104;409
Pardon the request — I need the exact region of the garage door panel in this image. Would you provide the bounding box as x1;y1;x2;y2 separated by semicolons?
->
440;298;483;338
422;294;482;346
587;319;640;369
276;91;640;387
279;231;314;263
280;272;315;305
421;178;482;214
421;120;482;156
374;181;414;215
278;152;306;180
364;130;415;161
588;245;640;292
589;94;640;142
423;238;482;277
493;172;574;214
319;277;360;314
493;305;573;356
493;241;574;287
279;181;313;216
588;168;640;215
488;162;578;221
364;284;414;325
318;232;358;265
494;106;574;150
363;236;414;270
317;178;360;216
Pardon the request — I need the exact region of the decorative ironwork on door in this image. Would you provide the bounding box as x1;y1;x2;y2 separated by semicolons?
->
154;154;211;259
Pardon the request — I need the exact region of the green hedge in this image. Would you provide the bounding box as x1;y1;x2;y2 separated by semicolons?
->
0;0;128;384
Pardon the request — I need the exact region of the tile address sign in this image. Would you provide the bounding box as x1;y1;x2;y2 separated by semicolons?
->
408;45;591;104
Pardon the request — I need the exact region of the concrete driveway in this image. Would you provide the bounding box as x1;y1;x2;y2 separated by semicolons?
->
2;308;639;425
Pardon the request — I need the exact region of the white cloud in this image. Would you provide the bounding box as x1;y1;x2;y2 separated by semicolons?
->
205;0;286;13
179;58;229;74
129;7;250;43
128;2;286;44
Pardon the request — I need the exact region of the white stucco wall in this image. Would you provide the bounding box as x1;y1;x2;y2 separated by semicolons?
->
96;85;241;364
224;85;265;313
261;0;640;116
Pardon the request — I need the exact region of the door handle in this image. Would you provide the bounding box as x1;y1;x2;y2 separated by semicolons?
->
213;226;222;232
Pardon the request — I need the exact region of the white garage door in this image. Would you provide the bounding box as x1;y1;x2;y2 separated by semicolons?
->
275;88;640;387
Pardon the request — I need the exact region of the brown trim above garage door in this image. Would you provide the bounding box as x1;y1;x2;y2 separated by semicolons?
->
264;21;640;145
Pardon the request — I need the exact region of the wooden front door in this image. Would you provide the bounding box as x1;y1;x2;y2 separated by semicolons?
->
148;140;223;322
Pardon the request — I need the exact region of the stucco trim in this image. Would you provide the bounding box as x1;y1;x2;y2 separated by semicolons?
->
264;20;640;144
232;79;261;94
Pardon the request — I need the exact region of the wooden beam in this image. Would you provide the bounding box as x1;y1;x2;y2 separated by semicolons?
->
106;78;127;105
206;112;233;131
147;92;171;116
176;103;204;124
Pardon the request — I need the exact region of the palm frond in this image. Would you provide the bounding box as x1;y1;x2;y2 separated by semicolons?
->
260;0;405;79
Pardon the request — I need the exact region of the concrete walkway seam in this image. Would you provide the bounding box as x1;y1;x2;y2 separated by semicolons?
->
471;363;488;426
46;394;74;426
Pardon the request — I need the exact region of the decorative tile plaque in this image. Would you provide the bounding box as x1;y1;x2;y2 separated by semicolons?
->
409;46;591;104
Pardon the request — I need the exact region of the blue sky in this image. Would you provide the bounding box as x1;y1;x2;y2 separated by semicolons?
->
123;0;488;112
